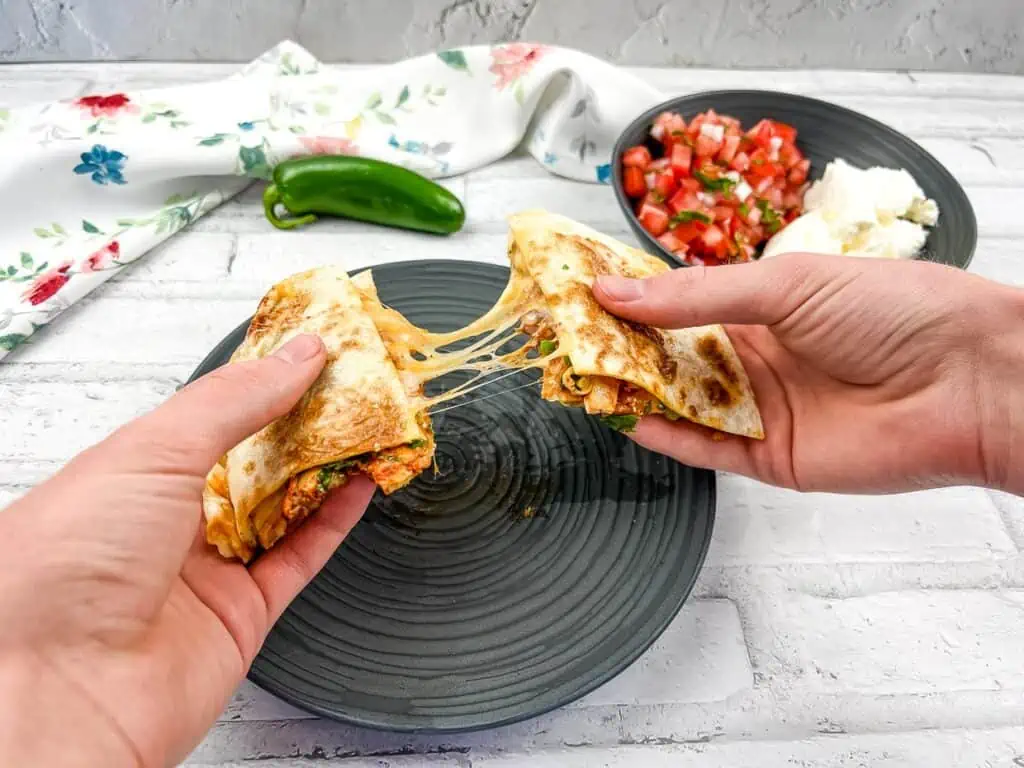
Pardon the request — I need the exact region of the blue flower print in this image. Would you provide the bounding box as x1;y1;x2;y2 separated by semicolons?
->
238;121;255;131
596;163;611;184
543;151;558;165
73;144;127;185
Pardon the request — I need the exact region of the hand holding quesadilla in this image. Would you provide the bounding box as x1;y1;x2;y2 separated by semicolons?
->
594;251;1012;494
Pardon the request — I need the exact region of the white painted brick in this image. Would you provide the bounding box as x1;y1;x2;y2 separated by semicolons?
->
970;239;1024;287
636;67;1024;100
186;726;1024;766
773;589;1024;695
988;490;1024;550
569;599;751;708
917;138;1024;188
0;380;176;460
230;231;510;289
464;177;635;235
709;475;1015;566
111;232;234;283
968;186;1024;238
220;681;312;724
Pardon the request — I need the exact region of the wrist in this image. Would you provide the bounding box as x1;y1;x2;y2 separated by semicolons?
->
966;280;1024;494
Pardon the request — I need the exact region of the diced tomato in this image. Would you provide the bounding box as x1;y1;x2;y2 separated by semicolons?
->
669;143;692;178
717;134;740;164
782;189;804;209
694;133;719;158
700;225;729;260
712;205;734;223
651;169;677;198
656;231;686;253
667;187;701;214
778;142;802;169
622;145;652;169
621;108;809;265
637;201;670;236
770;121;797;144
788;158;811;185
622;165;646;198
729;151;750;172
671;220;706;242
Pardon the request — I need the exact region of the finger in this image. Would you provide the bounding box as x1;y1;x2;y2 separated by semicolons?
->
248;474;376;627
110;334;327;475
630;416;760;477
593;253;827;329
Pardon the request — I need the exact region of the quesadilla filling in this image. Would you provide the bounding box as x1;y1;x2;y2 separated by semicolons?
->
520;311;680;432
253;413;435;550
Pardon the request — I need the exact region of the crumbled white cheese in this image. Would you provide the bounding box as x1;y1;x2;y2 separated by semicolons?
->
764;158;940;260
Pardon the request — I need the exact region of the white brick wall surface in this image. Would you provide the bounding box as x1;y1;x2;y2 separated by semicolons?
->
3;63;1024;767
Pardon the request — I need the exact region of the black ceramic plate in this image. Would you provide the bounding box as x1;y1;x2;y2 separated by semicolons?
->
612;90;977;269
188;260;716;733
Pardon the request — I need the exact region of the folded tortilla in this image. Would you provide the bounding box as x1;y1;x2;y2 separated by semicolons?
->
507;210;764;439
202;266;434;562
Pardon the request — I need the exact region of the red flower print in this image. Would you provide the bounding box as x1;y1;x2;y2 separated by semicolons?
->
22;261;73;306
489;43;548;90
298;136;357;156
75;93;136;118
82;241;121;273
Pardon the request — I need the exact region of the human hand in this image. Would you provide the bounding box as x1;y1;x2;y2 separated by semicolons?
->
0;334;376;768
594;253;1024;494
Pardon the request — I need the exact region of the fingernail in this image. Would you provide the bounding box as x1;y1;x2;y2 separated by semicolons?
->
273;334;324;364
597;276;644;302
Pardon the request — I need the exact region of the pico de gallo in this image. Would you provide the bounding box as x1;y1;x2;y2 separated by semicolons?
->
620;109;811;265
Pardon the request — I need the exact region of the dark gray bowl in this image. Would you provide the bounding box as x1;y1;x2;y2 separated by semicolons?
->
611;90;977;270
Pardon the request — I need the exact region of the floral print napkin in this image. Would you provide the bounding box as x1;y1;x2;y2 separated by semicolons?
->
0;41;662;360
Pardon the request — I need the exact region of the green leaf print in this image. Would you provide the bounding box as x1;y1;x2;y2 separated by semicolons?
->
374;112;396;125
239;145;272;180
0;334;28;352
51;222;66;236
314;102;331;116
82;220;101;234
395;85;410;109
8;264;18;276
437;49;469;72
198;134;229;147
365;92;383;111
33;228;51;238
20;252;33;268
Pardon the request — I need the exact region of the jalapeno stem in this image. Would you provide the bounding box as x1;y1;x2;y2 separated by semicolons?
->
263;183;317;230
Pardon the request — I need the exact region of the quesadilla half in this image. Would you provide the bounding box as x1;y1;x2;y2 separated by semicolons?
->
506;210;764;439
203;266;435;562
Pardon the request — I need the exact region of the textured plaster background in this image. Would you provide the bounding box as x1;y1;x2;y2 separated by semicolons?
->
0;0;1022;73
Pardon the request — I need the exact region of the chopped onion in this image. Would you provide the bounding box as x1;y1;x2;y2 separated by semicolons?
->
725;170;741;182
770;136;783;151
650;123;665;140
734;180;752;201
645;172;656;189
700;123;725;142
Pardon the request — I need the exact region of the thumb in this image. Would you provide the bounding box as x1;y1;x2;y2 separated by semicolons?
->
109;333;328;475
593;253;821;329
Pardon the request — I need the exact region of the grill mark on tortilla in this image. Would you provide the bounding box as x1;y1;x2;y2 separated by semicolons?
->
242;460;256;475
697;334;739;387
247;284;312;342
702;377;733;407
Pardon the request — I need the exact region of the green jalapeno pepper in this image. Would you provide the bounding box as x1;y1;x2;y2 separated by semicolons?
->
262;155;465;234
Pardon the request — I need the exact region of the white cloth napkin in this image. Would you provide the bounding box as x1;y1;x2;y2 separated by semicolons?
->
0;41;663;361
